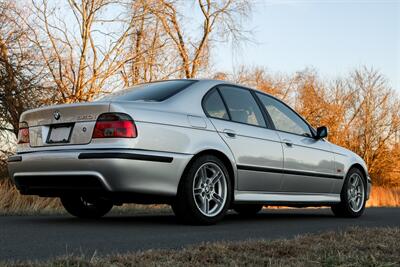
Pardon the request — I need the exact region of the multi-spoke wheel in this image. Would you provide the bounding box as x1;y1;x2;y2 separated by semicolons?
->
60;195;113;219
331;168;366;218
172;155;231;225
193;162;227;217
347;173;365;212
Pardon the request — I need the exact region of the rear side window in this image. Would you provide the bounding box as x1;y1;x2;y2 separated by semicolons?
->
203;89;229;120
100;80;196;102
219;86;266;127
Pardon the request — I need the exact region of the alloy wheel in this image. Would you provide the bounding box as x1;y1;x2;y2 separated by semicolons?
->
192;162;227;217
347;173;365;212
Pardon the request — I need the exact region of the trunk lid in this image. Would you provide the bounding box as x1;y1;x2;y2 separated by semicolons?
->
21;102;110;147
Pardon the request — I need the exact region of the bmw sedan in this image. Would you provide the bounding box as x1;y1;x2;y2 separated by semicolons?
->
8;79;371;224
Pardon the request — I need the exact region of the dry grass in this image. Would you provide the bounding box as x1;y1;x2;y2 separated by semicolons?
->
366;186;400;207
2;227;400;266
0;178;399;215
0;178;170;215
0;178;62;215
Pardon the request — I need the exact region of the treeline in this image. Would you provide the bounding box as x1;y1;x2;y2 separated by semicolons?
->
0;1;399;186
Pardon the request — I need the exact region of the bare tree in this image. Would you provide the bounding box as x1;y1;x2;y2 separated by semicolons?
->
0;1;48;138
214;66;295;101
293;67;400;186
0;1;51;177
121;0;178;85
22;0;139;103
293;70;336;132
143;0;252;78
343;68;400;185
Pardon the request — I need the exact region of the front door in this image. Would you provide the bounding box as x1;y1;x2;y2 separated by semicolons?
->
255;92;336;194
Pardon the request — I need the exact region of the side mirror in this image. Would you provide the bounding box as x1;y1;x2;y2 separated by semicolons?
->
316;126;328;139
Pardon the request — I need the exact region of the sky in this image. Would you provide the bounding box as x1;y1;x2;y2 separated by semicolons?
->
212;0;400;91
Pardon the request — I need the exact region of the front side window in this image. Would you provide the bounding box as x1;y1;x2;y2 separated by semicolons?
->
219;86;266;127
256;93;312;136
203;89;229;120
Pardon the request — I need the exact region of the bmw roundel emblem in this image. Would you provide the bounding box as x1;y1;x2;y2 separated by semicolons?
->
53;111;61;120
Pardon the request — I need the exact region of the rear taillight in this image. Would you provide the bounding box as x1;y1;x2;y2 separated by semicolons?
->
92;113;137;138
17;122;30;144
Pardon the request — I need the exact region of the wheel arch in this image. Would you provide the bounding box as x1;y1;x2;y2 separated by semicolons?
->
346;163;370;199
348;163;368;181
179;149;236;201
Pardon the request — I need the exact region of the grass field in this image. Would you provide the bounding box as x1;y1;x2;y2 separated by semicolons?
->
2;227;399;266
366;186;400;207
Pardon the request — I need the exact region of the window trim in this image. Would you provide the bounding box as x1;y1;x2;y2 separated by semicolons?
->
202;88;231;121
218;85;268;128
250;89;275;129
201;83;318;138
201;85;273;129
254;91;317;139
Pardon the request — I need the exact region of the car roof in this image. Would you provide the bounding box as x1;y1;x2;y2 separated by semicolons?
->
106;79;275;117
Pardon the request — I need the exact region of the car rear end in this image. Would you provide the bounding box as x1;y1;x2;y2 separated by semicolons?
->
7;87;195;200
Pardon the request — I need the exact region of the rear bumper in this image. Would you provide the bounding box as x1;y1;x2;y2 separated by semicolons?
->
7;149;192;197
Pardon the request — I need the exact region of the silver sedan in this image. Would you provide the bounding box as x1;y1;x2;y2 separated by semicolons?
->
8;79;371;224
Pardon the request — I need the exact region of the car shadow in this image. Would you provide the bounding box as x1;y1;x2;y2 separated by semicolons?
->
25;208;337;227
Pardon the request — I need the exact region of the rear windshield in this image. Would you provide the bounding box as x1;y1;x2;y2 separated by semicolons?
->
100;80;196;102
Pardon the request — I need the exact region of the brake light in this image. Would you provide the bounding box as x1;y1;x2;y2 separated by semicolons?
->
17;122;30;144
92;113;137;138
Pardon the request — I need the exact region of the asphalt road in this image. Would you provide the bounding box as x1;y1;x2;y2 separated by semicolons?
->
1;207;399;261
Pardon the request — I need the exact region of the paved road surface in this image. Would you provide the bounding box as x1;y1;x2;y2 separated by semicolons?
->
1;208;399;261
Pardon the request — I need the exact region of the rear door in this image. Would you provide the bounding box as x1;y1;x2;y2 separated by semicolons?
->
255;92;335;194
203;86;284;192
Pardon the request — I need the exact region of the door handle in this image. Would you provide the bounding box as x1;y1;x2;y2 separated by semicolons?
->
283;139;293;147
223;129;236;138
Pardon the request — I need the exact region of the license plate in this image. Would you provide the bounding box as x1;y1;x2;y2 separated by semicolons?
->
47;124;73;144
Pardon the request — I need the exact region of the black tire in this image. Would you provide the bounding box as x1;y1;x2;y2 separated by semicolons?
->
60;195;113;219
233;204;263;217
172;155;232;225
331;168;366;218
